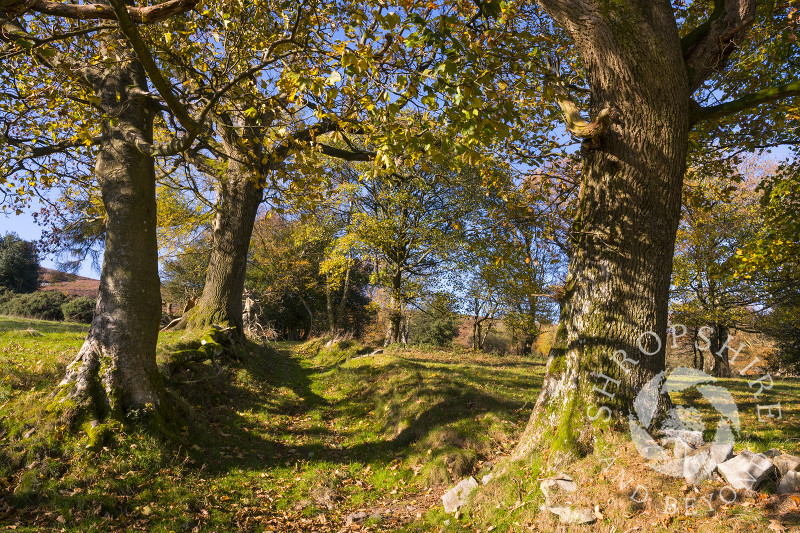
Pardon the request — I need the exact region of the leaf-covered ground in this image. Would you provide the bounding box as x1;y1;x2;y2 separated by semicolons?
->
1;315;800;532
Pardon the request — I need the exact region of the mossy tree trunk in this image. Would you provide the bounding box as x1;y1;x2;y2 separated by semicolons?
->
55;36;165;421
186;124;263;339
513;1;690;463
711;324;732;377
385;270;404;345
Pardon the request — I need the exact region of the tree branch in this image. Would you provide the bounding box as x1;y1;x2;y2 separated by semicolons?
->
106;0;197;134
691;80;800;125
5;0;198;23
681;0;756;92
544;75;613;144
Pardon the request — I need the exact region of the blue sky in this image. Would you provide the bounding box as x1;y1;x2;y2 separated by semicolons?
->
0;206;100;279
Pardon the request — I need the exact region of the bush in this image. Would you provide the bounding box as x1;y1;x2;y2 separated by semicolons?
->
62;297;95;323
409;294;459;347
0;233;39;293
0;291;68;321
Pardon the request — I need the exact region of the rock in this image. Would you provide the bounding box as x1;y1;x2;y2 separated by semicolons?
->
540;474;577;504
772;454;800;476
717;451;776;490
764;448;782;458
441;477;479;514
708;442;735;464
481;472;495;485
661;428;704;448
545;505;596;525
345;510;381;525
683;451;716;485
778;471;800;495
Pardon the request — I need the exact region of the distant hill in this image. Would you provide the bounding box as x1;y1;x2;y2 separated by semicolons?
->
39;267;100;299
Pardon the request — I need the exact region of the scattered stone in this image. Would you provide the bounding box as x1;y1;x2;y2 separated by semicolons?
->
441;477;479;514
661;428;704;448
717;451;776;490
22;428;35;439
708;442;735;464
345;510;382;526
540;474;578;504
683;452;716;485
772;454;800;476
778;471;800;495
481;472;495;485
544;505;596;525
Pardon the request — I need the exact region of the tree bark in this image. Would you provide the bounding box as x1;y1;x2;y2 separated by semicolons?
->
514;1;689;463
384;270;404;345
711;324;732;377
186;142;263;338
53;38;164;421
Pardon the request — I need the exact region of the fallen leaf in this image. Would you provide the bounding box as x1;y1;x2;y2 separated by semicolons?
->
768;520;785;532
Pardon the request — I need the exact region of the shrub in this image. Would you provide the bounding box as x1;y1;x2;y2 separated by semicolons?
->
61;297;95;323
0;233;39;293
409;294;459;347
0;291;68;321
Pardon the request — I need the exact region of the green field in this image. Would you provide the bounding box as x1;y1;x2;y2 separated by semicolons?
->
1;315;799;532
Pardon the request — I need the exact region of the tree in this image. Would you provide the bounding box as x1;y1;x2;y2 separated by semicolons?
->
739;160;800;372
331;161;474;345
1;2;196;422
0;233;39;293
246;212;372;340
671;162;769;377
511;1;800;462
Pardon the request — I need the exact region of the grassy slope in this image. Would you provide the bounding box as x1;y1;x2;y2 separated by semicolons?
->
0;315;799;532
0;316;542;531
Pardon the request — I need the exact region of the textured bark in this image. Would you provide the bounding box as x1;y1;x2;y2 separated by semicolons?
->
514;1;690;463
384;271;404;345
54;38;164;419
711;324;732;377
187;148;263;337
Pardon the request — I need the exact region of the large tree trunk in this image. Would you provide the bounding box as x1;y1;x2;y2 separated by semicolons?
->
711;324;732;377
187;148;262;338
384;271;403;345
54;43;164;421
514;2;689;463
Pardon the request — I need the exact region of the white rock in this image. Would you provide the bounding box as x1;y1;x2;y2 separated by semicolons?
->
717;451;776;490
441;477;479;514
481;472;495;485
545;505;596;524
661;428;704;448
772;454;800;476
540;474;577;504
683;452;716;485
778;471;800;495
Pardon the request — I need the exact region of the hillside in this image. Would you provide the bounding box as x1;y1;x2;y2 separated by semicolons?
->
38;267;100;299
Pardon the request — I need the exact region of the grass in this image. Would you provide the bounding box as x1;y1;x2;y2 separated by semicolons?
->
1;315;799;532
0;315;542;531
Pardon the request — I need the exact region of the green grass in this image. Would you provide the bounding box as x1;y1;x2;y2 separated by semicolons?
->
0;315;543;531
2;314;800;532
